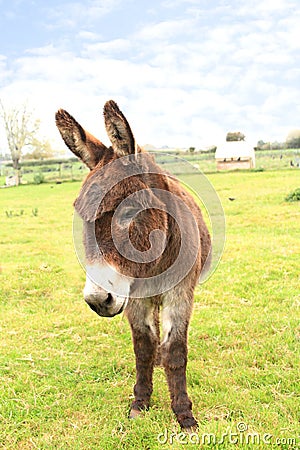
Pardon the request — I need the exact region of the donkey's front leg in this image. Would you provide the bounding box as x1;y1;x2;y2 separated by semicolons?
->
161;294;197;430
125;299;158;418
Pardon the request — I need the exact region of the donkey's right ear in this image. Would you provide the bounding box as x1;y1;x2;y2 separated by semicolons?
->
55;109;108;170
103;100;136;157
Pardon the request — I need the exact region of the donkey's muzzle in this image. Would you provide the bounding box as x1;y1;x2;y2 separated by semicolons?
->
85;292;127;317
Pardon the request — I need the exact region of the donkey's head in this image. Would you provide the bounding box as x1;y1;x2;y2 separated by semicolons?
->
56;101;169;317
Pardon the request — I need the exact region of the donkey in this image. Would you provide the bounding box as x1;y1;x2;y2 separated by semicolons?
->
55;100;211;430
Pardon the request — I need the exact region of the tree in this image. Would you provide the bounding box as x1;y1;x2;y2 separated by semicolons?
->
286;129;300;149
257;140;265;149
189;146;195;154
23;138;55;160
226;131;245;142
0;100;40;185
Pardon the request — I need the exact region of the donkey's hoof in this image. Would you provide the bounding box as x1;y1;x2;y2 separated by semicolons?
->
179;416;198;431
183;425;198;434
129;408;143;420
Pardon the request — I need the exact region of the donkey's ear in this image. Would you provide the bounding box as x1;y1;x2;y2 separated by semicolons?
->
55;109;108;170
103;100;136;157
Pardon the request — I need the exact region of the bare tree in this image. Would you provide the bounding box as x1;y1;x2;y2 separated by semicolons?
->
0;100;40;185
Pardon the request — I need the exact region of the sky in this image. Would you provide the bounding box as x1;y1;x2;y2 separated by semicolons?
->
0;0;299;154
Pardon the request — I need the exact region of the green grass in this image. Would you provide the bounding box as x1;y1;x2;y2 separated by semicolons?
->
0;160;88;186
0;171;299;449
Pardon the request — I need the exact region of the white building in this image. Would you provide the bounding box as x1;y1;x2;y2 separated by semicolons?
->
215;141;255;170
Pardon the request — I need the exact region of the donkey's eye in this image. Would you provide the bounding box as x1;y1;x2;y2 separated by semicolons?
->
116;206;140;227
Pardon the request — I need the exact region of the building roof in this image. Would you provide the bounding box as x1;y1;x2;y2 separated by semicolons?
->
215;141;255;160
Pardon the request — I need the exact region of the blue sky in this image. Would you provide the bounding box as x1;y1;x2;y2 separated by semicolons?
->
0;0;299;152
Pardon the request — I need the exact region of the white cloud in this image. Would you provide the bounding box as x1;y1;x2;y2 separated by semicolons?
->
137;18;194;41
0;0;299;152
77;30;101;41
44;0;123;30
82;38;131;56
0;55;12;83
237;0;296;16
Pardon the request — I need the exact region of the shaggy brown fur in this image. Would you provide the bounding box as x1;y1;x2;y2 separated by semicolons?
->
56;100;211;430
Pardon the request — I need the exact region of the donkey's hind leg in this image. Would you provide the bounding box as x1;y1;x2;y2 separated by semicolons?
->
125;298;159;418
160;290;197;430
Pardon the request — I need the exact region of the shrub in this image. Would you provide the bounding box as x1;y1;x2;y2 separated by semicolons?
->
285;188;300;202
33;172;45;184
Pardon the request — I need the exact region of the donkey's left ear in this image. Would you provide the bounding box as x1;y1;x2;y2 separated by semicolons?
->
55;109;108;170
104;100;136;157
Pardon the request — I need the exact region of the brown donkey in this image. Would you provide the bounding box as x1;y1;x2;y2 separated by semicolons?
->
56;100;211;430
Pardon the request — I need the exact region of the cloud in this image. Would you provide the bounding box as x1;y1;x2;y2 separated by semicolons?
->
77;30;100;41
236;0;296;16
137;18;194;41
44;0;123;30
0;0;299;151
0;56;11;83
82;38;132;56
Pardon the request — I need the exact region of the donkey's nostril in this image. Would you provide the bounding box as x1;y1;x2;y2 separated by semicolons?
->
104;293;113;306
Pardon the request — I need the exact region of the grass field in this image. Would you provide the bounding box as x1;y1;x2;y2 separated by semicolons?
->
0;170;299;449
